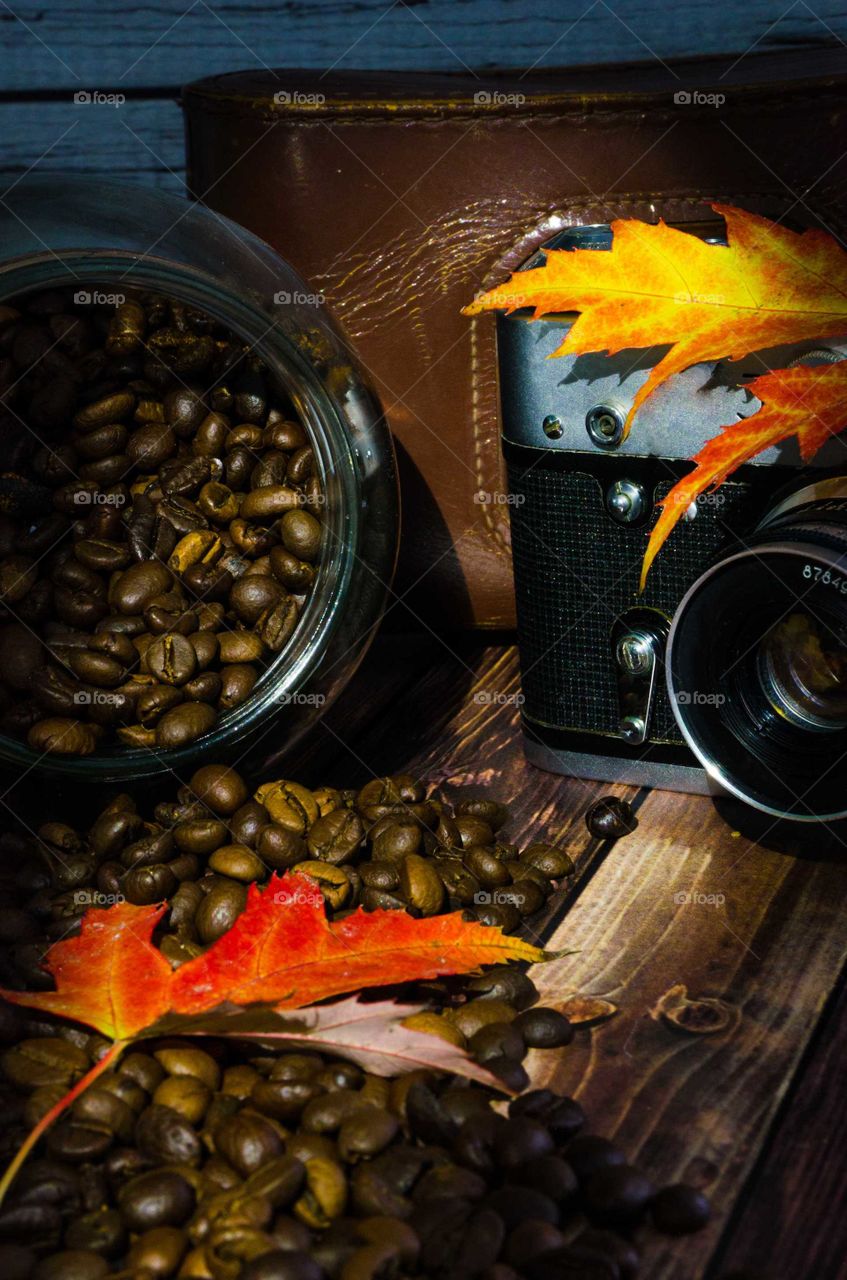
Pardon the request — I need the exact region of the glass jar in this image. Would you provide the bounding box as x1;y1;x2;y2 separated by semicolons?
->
0;176;397;782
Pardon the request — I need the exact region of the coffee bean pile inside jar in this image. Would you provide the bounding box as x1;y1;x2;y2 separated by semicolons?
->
0;289;324;755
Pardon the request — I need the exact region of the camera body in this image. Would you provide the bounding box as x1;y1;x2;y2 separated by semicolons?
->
497;224;847;810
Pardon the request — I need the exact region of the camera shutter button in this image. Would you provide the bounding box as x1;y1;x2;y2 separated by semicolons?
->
606;479;646;523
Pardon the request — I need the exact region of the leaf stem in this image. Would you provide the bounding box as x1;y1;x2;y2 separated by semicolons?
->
0;1038;127;1209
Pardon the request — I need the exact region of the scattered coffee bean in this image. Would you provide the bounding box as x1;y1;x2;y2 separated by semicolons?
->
650;1183;711;1235
585;797;638;841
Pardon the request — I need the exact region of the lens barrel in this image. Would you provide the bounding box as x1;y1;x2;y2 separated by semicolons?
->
667;477;847;820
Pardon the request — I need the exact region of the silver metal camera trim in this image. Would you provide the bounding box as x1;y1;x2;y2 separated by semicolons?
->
666;541;847;822
523;738;714;794
758;475;847;527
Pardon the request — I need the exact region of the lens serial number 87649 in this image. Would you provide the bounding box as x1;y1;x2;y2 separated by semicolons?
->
802;564;847;593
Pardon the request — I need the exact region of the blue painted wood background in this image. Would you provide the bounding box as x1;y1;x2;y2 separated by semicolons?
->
1;0;846;190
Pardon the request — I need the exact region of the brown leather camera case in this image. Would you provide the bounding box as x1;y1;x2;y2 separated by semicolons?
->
183;52;847;627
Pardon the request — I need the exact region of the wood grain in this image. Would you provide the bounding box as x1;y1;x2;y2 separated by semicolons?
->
4;0;843;92
528;787;847;1279
707;959;847;1280
0;98;185;191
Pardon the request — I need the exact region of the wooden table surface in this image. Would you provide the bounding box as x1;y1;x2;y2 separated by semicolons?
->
288;631;847;1280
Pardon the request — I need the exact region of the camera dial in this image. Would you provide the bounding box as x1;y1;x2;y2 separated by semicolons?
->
586;403;626;449
667;474;847;821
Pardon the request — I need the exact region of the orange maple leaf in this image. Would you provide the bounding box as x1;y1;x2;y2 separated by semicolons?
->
641;361;847;586
0;872;546;1203
0;871;544;1037
463;205;847;435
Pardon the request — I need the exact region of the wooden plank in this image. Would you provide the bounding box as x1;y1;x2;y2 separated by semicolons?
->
526;787;847;1280
708;965;847;1279
0;97;185;191
2;0;844;92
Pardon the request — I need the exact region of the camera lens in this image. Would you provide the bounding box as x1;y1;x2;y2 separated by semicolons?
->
758;612;847;730
666;476;847;820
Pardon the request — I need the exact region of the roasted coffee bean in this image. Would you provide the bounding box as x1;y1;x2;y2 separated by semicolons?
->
520;844;575;879
573;1229;640;1279
491;1121;557;1172
136;685;183;727
269;548;316;593
485;1185;559;1230
110;562;173;617
195;880;248;943
133;1099;202;1166
173;816;229;854
64;1207;127;1257
468;1021;525;1064
117;1168;195;1230
209;844;266;882
145;633;197;686
155;700;216;747
466;967;538;1010
31;1251;111;1279
2;1038;89;1091
0;624;45;691
510;1091;586;1144
257;824;305;870
650;1183;711;1234
279;510;322;562
513;1007;574;1049
218;631;266;664
370;821;421;862
164;387;206;436
231;800;270;848
585;797;638;840
72;1087;135;1141
511;1153;578;1202
47;1118;113;1162
126;1225;187;1276
190;764;249;814
260;595;300;651
127;422;176;469
399;854;444;915
451;999;517;1040
230;574;284;625
305;810;363;865
564;1136;627;1183
219;662;259;709
240;1250;325;1280
503;1219;565;1267
153;1073;211;1124
464;846;511;887
584;1165;654;1227
215;1112;285;1177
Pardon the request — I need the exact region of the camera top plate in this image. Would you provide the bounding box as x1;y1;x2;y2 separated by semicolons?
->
497;223;847;467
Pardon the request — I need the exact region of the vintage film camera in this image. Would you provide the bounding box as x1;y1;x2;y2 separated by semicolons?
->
497;224;847;821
